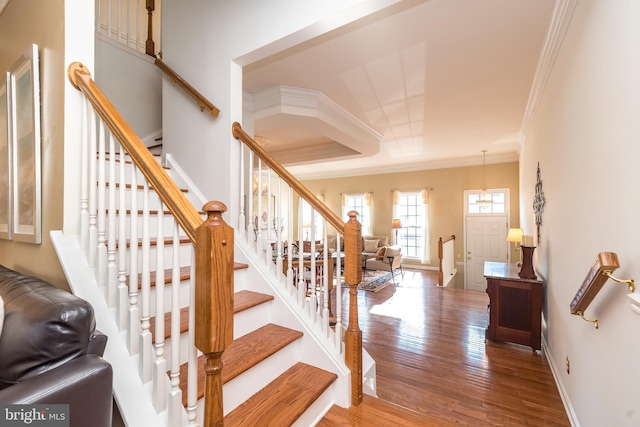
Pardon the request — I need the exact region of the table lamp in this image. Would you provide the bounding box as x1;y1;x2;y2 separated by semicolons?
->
506;228;524;266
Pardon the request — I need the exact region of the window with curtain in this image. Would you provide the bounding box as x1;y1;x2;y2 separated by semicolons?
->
342;193;371;236
393;190;430;263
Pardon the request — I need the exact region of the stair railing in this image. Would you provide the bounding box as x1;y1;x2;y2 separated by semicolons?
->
155;58;220;117
96;0;161;57
232;122;364;405
68;62;232;426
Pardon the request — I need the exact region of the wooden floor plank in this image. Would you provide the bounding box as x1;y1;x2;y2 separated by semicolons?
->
322;269;569;426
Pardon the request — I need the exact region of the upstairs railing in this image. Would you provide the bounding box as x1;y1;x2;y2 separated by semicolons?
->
96;0;161;57
232;123;364;405
68;62;231;426
438;234;456;287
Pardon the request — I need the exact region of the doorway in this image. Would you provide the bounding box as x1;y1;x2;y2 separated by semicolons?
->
463;189;510;291
465;216;508;291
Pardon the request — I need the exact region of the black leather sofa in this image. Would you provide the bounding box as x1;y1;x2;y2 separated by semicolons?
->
0;265;113;427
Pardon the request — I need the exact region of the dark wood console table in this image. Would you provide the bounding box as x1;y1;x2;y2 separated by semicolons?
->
484;261;543;351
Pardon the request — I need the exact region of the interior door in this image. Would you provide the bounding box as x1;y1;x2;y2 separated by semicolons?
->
465;216;508;291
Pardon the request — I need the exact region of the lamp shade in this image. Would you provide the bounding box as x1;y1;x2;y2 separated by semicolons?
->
391;218;402;229
506;228;524;243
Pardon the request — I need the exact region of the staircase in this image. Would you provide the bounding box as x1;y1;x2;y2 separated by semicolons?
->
61;12;371;419
53;134;350;425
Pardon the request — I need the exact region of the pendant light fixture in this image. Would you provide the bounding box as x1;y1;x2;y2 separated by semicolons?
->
477;149;493;207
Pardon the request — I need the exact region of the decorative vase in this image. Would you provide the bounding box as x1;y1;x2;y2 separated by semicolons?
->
519;246;537;280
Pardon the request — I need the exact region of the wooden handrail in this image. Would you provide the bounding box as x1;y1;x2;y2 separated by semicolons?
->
232;122;344;234
438;235;455;287
155;58;220;117
68;62;203;242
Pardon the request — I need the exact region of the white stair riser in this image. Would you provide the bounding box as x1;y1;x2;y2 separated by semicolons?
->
123;242;193;271
143;278;192;318
107;215;189;244
233;302;271;340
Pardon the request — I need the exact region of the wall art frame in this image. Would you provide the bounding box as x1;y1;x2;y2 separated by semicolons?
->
9;44;41;244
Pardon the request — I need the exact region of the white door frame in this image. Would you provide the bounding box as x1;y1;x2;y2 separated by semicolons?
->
463;188;511;290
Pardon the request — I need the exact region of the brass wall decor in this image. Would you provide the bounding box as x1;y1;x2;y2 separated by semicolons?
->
532;162;545;245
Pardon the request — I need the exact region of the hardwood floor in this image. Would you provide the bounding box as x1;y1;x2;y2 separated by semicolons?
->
320;269;569;426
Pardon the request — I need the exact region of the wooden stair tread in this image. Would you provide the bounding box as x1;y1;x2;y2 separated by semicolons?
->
177;323;303;406
224;362;337;427
118;236;191;249
151;290;272;341
234;289;274;313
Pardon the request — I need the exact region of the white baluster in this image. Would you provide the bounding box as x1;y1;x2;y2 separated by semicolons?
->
88;109;98;268
167;220;183;426
186;249;198;427
128;163;140;355
107;133;118;307
238;144;246;238
335;233;343;351
116;0;121;44
117;145;129;330
297;200;306;306
139;180;152;382
247;151;255;247
106;0;112;42
152;202;167;411
97;120;108;287
322;223;330;335
80;99;89;256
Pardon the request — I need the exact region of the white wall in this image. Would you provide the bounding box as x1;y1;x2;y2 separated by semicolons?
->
521;1;640;425
161;0;404;223
95;40;162;141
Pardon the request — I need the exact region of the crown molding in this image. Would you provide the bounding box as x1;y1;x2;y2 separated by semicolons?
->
0;0;9;15
249;85;382;155
519;0;579;145
291;152;520;181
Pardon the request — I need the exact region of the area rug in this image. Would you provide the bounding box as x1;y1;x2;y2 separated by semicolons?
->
358;271;393;292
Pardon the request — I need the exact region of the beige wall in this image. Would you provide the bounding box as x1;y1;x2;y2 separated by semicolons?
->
303;161;519;287
0;0;68;289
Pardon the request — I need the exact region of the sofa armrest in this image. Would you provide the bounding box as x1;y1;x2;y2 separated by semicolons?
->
88;330;108;356
0;355;113;427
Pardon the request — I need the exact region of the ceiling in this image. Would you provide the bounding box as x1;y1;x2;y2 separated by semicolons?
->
243;0;556;180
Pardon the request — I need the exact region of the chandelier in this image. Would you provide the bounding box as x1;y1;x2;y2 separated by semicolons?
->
477;149;493;207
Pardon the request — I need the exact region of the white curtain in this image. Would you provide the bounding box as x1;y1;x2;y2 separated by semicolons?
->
362;192;372;236
392;191;400;245
421;189;430;264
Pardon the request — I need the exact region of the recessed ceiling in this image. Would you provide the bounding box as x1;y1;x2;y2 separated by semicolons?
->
243;0;556;179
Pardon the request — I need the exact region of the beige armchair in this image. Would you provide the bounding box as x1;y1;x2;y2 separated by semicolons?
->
364;245;404;288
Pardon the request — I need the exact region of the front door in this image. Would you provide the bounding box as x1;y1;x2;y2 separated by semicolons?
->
465;216;508;291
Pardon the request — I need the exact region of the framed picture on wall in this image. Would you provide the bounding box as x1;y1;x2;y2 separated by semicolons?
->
0;75;11;240
9;44;41;244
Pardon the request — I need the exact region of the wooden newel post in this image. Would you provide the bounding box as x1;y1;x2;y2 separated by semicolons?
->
145;0;156;57
343;210;363;405
195;201;234;427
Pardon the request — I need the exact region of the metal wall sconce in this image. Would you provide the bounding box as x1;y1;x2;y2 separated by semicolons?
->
570;252;636;329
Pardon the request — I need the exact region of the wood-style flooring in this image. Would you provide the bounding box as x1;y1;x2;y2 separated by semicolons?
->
319;269;569;426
